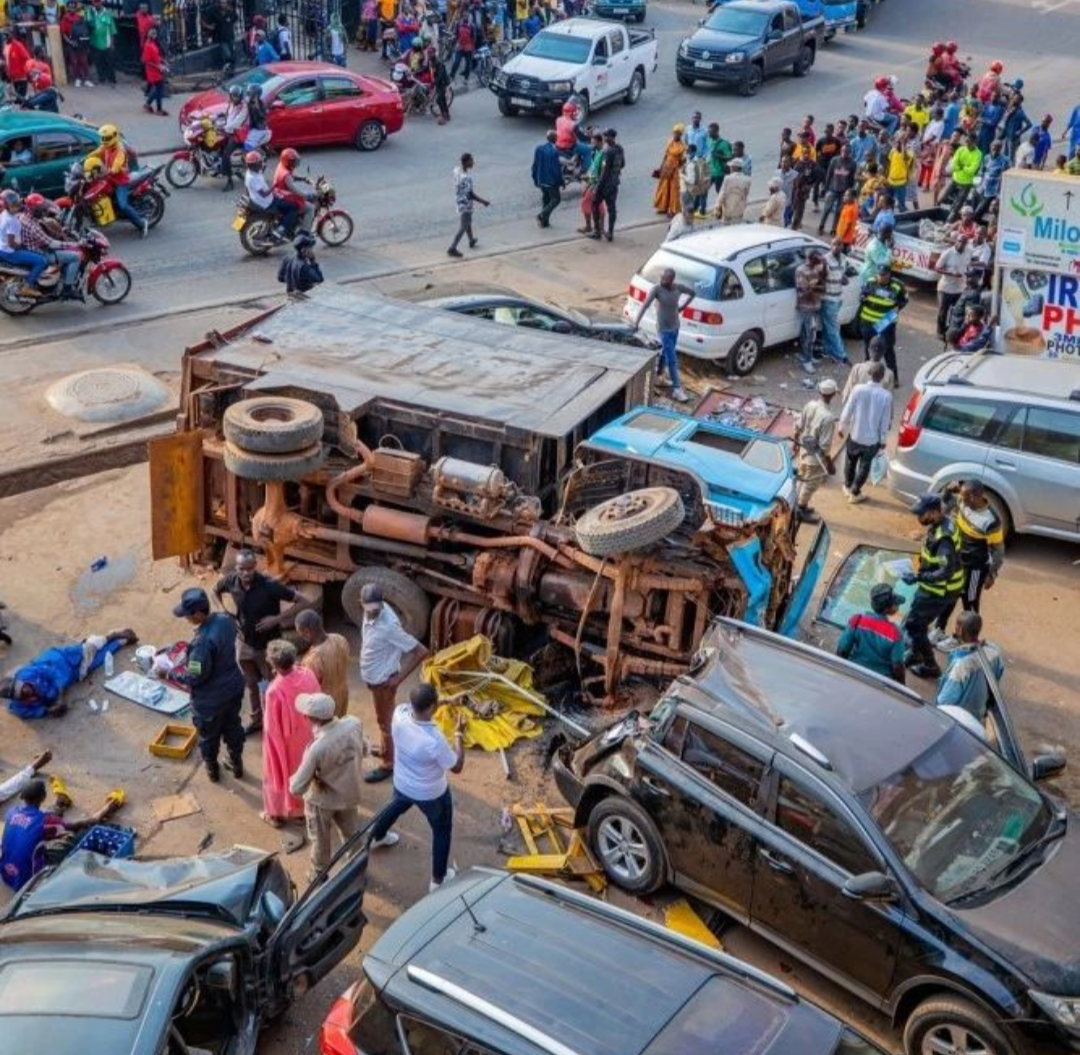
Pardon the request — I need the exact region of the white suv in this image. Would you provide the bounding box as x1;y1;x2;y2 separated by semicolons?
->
625;227;862;374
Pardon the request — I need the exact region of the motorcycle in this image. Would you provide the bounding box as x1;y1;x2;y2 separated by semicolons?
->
0;230;132;315
233;174;354;257
57;162;169;235
166;111;249;189
391;63;454;117
0;87;62;114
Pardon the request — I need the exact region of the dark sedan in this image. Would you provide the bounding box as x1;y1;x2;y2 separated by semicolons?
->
555;618;1077;1055
415;285;659;348
0;829;371;1055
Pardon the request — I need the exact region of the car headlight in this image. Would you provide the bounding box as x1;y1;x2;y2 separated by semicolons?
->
1031;992;1080;1030
491;71;506;87
549;80;573;93
725;51;745;63
679;40;689;56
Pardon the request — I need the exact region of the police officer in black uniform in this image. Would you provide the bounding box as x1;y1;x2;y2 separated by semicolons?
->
901;495;964;679
173;588;246;783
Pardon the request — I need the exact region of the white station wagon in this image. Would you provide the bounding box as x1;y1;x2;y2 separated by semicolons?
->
625;227;863;374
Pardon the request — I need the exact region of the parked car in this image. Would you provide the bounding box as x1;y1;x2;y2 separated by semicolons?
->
415;284;658;348
179;62;404;152
624;226;861;374
676;0;825;96
490;17;658;118
588;0;647;23
0;112;108;197
0;833;371;1054
851;206;954;283
555;617;1075;1055
319;868;890;1055
891;352;1080;542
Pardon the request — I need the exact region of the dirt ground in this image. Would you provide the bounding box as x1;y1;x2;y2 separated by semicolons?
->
1;249;1079;1054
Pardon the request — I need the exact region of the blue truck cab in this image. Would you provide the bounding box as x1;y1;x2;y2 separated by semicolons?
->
570;406;829;638
822;0;858;36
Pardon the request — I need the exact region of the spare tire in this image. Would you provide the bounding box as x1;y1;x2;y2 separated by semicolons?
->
223;441;325;482
574;487;685;557
223;397;324;455
342;566;431;642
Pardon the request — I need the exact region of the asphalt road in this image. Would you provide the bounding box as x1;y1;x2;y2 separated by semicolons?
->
4;0;1080;347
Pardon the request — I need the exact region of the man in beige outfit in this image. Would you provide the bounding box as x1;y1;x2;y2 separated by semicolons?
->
296;610;351;718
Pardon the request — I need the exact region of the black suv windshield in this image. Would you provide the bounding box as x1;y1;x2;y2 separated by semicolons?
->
859;726;1051;902
704;8;769;34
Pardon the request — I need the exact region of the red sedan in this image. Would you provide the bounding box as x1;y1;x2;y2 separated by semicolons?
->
179;61;404;152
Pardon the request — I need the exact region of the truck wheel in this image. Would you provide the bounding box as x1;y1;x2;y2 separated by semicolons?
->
587;797;667;895
223;397;324;455
740;64;763;96
903;996;1017;1055
574;487;685;557
676;73;695;88
623;70;643;105
727;331;763;375
342;566;431;642
498;97;519;117
222;441;325;482
793;45;814;75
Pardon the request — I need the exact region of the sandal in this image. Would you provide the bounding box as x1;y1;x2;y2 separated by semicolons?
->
259;812;285;828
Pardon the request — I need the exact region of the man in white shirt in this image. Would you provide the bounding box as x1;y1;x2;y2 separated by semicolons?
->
838;362;893;504
934;234;972;340
0;191;48;297
358;582;429;784
243;151;296;241
1013;131;1038;170
367;682;466;892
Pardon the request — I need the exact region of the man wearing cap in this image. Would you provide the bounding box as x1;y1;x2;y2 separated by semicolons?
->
901;495;964;679
792;378;837;524
837;583;906;683
213;549;313;736
714;156;750;224
289;692;365;879
366;682;467;893
358;583;429;784
857;262;907;385
173;588;246;783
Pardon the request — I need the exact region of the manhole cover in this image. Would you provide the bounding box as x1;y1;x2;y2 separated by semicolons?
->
45;368;169;424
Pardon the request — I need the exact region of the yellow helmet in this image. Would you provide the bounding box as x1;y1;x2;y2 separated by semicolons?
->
98;124;120;146
84;156;106;178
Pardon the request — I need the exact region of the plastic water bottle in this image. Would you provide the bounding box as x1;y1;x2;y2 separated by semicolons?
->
104;652;114;678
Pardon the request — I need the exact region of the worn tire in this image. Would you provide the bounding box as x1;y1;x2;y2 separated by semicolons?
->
587;796;666;895
624;70;643;105
740;63;764;96
574;487;685;557
355;119;385;152
342;566;431;642
498;96;519;117
676;73;695;88
223;397;324;454
793;45;814;76
903;997;1017;1055
223;441;325;482
727;330;763;375
134;189;166;228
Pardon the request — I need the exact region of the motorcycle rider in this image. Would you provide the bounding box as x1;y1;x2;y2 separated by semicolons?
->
84;124;149;237
864;77;899;136
219;84;249;191
272;148;316;233
19;193;83;300
940;41;965;89
244;84;271;153
0;191;48;299
243;151;295;240
555;101;591;177
406;37;432;85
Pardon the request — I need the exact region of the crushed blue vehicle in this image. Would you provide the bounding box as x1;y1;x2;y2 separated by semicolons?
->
568;405;829;648
822;0;858;36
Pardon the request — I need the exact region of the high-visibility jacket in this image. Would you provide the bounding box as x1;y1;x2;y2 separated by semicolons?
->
858;278;907;326
917;518;964;597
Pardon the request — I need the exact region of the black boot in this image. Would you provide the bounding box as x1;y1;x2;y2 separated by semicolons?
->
226;753;244;779
206;760;221;783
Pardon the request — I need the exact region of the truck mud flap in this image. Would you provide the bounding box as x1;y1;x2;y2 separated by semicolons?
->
776;522;830;637
149;430;206;560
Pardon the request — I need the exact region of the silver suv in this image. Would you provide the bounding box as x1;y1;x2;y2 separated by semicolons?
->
891;353;1080;541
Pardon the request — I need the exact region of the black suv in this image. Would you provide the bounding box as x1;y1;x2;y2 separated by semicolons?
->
554;619;1079;1055
320;868;888;1055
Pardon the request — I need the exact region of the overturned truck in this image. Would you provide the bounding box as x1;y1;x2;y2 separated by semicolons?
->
151;288;827;698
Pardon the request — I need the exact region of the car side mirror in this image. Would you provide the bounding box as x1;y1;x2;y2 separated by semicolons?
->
842;871;898;902
551;320;573;334
205;960;238;994
1031;753;1067;782
260;889;287;925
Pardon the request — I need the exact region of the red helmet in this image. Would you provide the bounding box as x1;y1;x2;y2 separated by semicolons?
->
874;76;889;90
279;148;299;168
24;192;46;214
989;60;1003;73
561;101;577;116
244;150;263;166
931;41;944;54
945;40;958;52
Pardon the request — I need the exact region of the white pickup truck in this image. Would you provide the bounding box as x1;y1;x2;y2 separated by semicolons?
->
490;17;659;119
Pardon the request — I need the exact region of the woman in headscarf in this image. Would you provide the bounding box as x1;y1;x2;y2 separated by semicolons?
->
260;639;320;827
653;124;686;217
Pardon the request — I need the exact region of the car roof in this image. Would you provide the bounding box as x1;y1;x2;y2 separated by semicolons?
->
654;227;815;268
722;0;792;11
368;871;812;1055
540;16;622;36
261;59;345;74
0;112;97;135
581;408;792;518
921;351;1080;403
683;619;951;793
